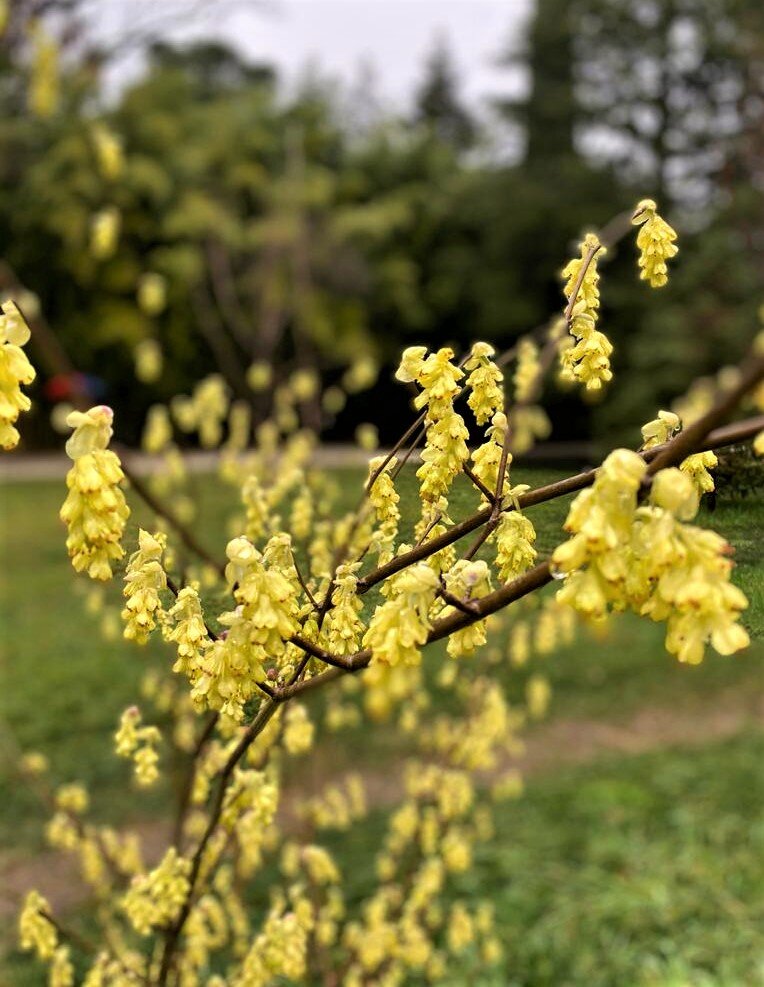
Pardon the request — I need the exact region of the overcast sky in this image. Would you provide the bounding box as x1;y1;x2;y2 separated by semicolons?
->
88;0;530;113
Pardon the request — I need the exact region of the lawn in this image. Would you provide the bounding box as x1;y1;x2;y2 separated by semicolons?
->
1;461;762;983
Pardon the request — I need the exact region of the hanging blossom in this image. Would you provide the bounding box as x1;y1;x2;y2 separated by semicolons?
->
164;585;211;685
90;206;120;260
121;529;167;644
513;338;540;405
363;561;440;667
324;562;365;656
396;346;469;506
114;707;161;787
552;450;749;665
680;451;718;498
642;410;719;498
18;890;57;960
367;455;401;565
641;409;681;449
464;342;504;425
0;300;36;450
60;406;130;580
493;510;537;582
559;233;612;391
122;848;191;935
443;560;493;658
631;198;679;288
471;411;509;500
91;123;124;181
192;536;299;719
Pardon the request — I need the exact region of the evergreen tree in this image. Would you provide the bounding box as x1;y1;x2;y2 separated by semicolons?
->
414;36;475;149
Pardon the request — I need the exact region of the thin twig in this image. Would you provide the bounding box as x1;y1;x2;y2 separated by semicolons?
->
119;456;226;578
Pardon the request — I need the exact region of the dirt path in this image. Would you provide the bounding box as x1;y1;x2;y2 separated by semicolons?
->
2;685;762;922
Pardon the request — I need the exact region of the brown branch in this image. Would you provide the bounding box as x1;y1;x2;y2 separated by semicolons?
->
119;457;226;579
290;548;319;611
463;464;494;502
354;411;764;594
158;698;280;984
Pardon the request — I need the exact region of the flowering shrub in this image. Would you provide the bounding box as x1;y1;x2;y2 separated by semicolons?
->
7;200;764;986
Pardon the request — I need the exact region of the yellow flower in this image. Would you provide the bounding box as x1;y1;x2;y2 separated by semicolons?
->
363;562;440;666
0;300;36;450
122;848;191;935
19;890;57;960
641;409;681;449
397;347;469;505
134;338;163;383
121;529;167;643
559;233;612;391
90;206;121;260
464;342;504;425
137;272;167;316
164;585;210;683
513;337;540;404
324;563;365;655
494;510;537;582
114;707;161;786
680;451;717;496
91;124;124;180
631;198;678;287
60;407;130;580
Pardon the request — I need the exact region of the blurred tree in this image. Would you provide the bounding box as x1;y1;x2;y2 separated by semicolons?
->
573;0;764;209
414;35;475;149
498;0;577;166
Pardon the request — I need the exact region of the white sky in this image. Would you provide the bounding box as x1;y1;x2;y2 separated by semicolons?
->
87;0;531;113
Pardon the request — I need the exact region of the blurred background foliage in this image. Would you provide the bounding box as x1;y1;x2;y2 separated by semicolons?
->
1;0;762;447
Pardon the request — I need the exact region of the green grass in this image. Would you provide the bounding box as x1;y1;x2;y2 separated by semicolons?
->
1;468;762;850
1;464;762;983
320;731;764;987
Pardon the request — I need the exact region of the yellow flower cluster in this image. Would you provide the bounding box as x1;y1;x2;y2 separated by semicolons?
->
553;449;750;664
561;232;603;320
164;585;211;683
114;706;161;786
443;560;492;658
680;450;718;497
137;272;167;316
471;411;508;498
631;198;679;287
494;510;537;581
367;456;401;564
464;341;504;424
283;702;315;755
299;774;366;831
60;406;130;580
122;847;191;935
641;409;680;449
134;338;163;384
19;890;56;960
0;300;36;450
363;561;440;666
192;536;299;718
172;374;229;448
396;346;469;505
511;403;552;455
121;529;167;643
234;895;313;986
324;562;365;655
559;233;612;391
90;206;121;260
91;124;124;181
513;337;540;404
49;945;74;987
